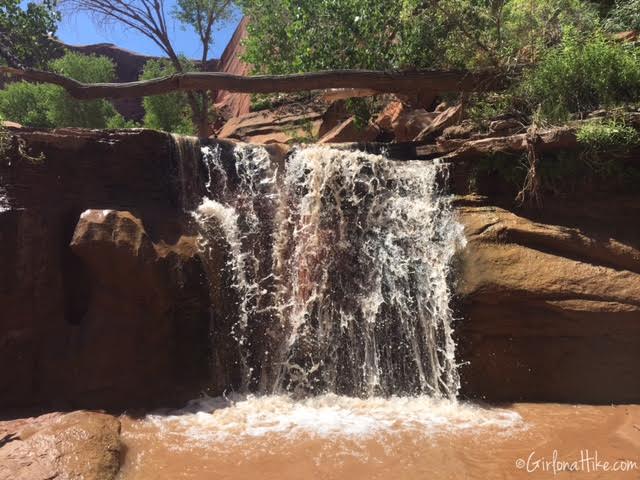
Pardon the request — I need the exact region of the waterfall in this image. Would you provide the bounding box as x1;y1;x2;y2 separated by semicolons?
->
171;134;203;211
192;143;465;399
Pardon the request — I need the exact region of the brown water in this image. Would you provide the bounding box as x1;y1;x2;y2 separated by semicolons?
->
118;396;640;480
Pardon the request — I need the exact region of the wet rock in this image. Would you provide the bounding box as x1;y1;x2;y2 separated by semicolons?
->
0;411;121;480
0;128;213;410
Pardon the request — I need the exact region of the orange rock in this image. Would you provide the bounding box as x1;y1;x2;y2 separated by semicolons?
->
457;202;640;403
318;117;381;144
375;101;406;132
414;103;464;141
218;108;324;144
0;411;121;480
375;101;437;142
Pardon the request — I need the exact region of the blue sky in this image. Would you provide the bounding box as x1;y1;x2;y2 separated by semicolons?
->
48;1;241;59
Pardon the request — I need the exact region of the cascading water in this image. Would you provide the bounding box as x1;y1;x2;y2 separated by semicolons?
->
192;143;466;399
271;147;465;398
193;143;280;390
0;185;9;212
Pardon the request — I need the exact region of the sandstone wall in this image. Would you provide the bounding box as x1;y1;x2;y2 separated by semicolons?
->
455;195;640;404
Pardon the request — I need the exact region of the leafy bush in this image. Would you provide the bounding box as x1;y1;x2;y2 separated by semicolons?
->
519;33;640;122
47;52;126;128
499;0;599;63
0;52;127;128
0;81;53;128
140;58;195;134
605;0;640;32
577;120;640;151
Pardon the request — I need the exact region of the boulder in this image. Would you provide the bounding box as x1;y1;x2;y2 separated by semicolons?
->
374;101;438;142
318;117;381;144
414;103;464;141
442;121;476;140
489;118;522;135
0;411;121;480
613;31;638;43
218;108;325;144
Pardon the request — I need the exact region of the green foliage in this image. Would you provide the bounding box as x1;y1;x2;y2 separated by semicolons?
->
0;0;60;68
499;0;599;63
470;147;640;199
0;52;125;128
140;58;195;134
239;0;599;74
173;0;236;52
577;120;640;151
467;93;514;129
0;81;53;128
519;33;640;122
605;0;640;32
239;0;408;73
47;52;123;128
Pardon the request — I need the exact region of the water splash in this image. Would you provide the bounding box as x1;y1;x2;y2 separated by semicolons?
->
0;185;9;212
142;394;522;446
193;144;465;399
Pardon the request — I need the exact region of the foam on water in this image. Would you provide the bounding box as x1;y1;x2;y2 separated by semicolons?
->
143;395;524;447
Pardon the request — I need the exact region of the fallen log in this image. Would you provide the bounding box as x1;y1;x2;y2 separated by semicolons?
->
0;66;497;100
427;127;579;162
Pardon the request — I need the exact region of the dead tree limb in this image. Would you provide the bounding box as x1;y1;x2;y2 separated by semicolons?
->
0;66;498;100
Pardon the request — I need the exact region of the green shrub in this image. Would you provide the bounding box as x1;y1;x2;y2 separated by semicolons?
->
0;52;126;129
500;0;598;63
519;33;640;122
0;81;53;128
140;58;195;135
577;120;640;151
240;0;599;74
0;0;61;69
605;0;640;32
47;52;123;128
